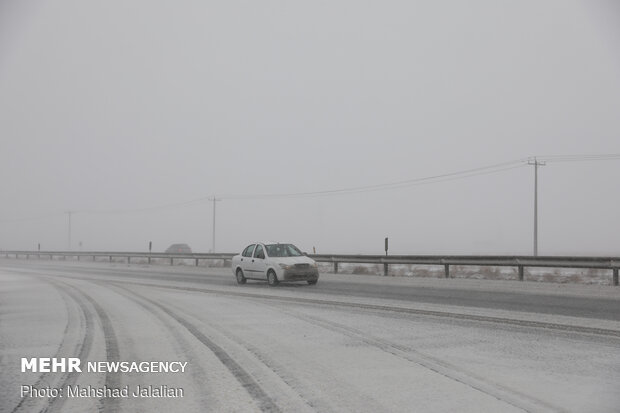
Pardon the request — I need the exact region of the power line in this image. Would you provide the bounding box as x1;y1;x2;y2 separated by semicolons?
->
219;153;620;201
0;198;212;224
0;212;65;224
535;154;620;163
221;158;529;200
79;197;211;215
1;154;618;222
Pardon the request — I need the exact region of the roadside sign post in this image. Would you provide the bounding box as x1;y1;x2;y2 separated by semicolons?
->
384;237;388;276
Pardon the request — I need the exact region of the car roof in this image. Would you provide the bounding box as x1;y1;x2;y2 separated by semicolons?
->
255;241;294;246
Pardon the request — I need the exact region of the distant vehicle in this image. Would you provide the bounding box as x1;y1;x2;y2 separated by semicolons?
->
165;244;192;254
232;242;319;286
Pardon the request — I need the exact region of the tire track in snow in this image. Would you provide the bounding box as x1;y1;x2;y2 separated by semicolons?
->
9;279;93;413
40;282;97;413
263;302;567;413
98;282;236;412
103;281;383;412
122;281;620;339
146;295;385;413
6;265;605;412
9;266;620;339
46;279;122;413
110;286;282;413
5;270;120;412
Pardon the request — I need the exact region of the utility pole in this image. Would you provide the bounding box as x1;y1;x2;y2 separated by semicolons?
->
66;211;72;251
210;197;220;252
528;158;545;256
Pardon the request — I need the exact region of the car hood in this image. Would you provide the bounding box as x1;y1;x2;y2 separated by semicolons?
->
270;256;315;265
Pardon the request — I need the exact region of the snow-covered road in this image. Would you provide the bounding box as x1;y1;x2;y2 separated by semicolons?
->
1;259;619;412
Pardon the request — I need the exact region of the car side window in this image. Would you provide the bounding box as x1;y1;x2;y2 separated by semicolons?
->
254;245;265;259
242;244;255;258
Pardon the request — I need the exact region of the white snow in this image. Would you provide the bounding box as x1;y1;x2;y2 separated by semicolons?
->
1;259;619;412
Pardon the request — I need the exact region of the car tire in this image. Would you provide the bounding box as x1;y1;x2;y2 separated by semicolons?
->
307;279;318;285
236;268;246;285
267;270;279;286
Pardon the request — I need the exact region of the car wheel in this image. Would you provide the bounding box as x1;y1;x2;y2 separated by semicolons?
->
307;279;318;285
267;270;279;286
236;268;246;285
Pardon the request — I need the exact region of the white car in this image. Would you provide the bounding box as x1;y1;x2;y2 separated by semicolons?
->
231;242;319;286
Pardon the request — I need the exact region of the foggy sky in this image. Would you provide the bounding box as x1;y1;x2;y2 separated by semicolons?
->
1;1;619;255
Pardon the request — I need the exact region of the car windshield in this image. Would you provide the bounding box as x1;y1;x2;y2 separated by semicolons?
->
265;244;303;257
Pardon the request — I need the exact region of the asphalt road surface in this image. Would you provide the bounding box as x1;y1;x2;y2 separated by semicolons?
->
1;258;619;412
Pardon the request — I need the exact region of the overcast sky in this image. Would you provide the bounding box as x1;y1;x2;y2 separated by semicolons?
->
1;1;619;255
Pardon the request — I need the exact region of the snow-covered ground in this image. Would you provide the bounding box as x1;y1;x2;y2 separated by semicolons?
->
1;259;619;412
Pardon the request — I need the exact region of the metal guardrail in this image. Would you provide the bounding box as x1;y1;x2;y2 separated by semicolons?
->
1;251;618;286
0;251;235;266
311;254;620;286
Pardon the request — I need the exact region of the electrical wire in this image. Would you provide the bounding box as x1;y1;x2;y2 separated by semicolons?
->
222;160;529;200
78;197;212;215
2;154;618;221
534;154;620;163
0;212;65;224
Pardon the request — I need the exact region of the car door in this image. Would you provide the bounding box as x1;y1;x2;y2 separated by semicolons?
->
251;244;268;279
240;244;255;275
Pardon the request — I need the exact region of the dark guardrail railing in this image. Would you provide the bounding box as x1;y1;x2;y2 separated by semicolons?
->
1;251;618;286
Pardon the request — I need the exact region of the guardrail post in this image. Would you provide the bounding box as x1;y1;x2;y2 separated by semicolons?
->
613;268;619;286
127;256;131;264
195;258;199;266
77;255;80;261
444;264;450;278
334;262;338;273
384;263;388;276
148;256;151;265
518;266;524;281
170;258;174;266
109;256;112;263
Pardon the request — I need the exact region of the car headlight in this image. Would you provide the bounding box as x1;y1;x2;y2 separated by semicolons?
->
311;262;318;268
279;263;292;270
